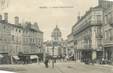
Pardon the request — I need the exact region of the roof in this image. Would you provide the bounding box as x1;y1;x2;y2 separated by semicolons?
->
73;6;101;28
73;0;113;29
99;0;113;10
25;22;43;33
0;20;24;29
67;33;73;38
53;25;61;32
0;20;43;33
29;27;43;33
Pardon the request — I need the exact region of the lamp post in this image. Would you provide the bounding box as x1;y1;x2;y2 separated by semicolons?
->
52;41;57;68
52;45;54;68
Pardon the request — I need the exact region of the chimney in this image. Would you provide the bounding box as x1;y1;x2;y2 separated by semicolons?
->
77;16;81;21
0;15;2;21
14;16;19;25
98;0;104;6
77;12;81;21
4;13;8;23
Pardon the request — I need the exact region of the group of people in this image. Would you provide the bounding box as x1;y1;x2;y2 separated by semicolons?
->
43;55;74;68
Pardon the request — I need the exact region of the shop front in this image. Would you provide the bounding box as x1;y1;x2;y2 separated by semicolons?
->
81;49;93;64
103;46;113;64
96;50;103;64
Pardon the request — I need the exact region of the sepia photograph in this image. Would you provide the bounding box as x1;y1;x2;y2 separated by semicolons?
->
0;0;113;73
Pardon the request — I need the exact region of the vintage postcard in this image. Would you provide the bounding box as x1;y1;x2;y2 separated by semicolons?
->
0;0;113;73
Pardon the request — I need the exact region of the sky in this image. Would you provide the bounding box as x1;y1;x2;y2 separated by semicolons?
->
0;0;99;41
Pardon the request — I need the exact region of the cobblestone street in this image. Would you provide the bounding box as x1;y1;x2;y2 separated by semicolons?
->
0;62;113;73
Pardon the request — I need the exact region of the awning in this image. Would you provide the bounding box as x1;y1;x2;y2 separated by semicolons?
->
0;54;3;58
13;56;19;60
30;55;38;59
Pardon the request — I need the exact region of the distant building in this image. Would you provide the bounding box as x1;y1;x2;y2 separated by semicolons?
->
51;25;62;45
51;25;62;56
43;25;67;58
43;40;52;56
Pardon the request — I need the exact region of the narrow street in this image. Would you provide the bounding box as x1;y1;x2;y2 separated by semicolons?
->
0;62;113;73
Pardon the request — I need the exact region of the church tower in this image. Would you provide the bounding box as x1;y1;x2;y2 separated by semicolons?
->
51;25;62;56
51;25;62;45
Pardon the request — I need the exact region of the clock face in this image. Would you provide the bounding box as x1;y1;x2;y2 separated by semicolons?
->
0;0;9;10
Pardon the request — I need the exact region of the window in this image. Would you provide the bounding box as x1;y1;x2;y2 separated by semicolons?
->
105;31;109;40
106;13;113;24
97;27;101;34
105;29;113;41
109;29;113;41
105;15;108;24
30;38;32;42
33;39;34;42
19;29;21;33
16;29;18;32
96;15;101;24
12;35;14;41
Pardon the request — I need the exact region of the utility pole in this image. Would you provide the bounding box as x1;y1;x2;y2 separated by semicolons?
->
52;46;54;68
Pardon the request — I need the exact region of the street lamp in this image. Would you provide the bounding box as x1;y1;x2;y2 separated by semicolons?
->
52;41;58;68
52;45;54;68
52;41;57;68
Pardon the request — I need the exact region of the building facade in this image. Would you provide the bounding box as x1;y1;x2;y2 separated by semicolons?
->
72;7;103;63
0;13;43;64
103;3;113;63
70;0;113;63
67;33;74;60
68;0;113;64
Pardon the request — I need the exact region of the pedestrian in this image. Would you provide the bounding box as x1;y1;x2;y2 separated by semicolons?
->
44;57;49;68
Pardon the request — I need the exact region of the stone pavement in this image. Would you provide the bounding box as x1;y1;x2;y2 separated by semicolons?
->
0;61;113;73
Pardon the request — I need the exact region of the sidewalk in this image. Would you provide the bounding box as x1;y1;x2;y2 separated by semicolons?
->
94;63;113;69
0;64;27;72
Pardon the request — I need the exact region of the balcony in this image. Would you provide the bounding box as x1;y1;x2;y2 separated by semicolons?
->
104;39;113;44
103;37;113;48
